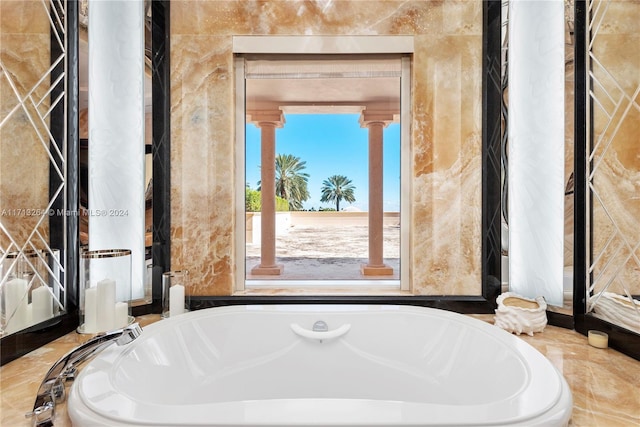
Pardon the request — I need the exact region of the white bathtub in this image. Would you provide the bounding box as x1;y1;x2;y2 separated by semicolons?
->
68;305;572;426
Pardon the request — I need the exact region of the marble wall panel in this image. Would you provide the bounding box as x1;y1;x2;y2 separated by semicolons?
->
0;1;50;251
411;33;482;295
170;0;483;295
170;35;235;295
589;0;640;297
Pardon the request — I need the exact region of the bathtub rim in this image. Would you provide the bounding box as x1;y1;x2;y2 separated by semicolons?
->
68;304;573;426
69;383;573;427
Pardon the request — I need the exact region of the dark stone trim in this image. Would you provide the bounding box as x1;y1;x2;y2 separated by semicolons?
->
575;314;640;361
190;295;499;314
151;1;171;314
65;0;80;317
481;0;503;309
573;0;588;323
131;304;154;317
547;311;574;330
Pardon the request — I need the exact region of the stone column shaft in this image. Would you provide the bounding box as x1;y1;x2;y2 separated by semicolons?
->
368;122;385;267
249;111;284;276
361;114;394;276
260;123;277;267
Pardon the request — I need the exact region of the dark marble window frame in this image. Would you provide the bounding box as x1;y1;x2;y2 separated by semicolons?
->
573;0;640;361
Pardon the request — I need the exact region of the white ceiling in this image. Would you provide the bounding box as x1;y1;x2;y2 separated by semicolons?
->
245;57;401;115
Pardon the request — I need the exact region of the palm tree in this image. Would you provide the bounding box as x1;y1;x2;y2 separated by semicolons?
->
320;175;356;211
259;154;310;211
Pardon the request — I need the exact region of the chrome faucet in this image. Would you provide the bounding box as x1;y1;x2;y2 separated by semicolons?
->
26;323;142;427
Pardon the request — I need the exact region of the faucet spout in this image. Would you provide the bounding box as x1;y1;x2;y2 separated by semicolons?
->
26;323;142;427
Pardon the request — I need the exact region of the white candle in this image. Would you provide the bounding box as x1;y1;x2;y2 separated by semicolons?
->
26;303;33;327
4;278;29;334
169;284;185;317
84;287;98;333
96;278;116;331
114;302;129;329
588;330;609;349
32;285;53;324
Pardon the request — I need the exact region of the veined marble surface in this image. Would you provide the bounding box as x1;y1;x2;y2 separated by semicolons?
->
1;314;638;426
169;0;483;296
0;1;52;249
588;1;640;302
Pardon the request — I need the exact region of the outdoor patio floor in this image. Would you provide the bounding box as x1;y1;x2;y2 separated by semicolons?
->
245;224;400;283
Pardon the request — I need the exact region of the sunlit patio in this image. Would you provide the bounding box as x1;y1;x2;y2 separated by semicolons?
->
245;224;400;282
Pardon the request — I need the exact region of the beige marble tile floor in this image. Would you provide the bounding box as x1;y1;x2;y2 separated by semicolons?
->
1;314;638;426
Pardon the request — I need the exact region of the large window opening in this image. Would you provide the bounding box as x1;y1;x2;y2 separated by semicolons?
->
234;39;412;291
245;113;401;284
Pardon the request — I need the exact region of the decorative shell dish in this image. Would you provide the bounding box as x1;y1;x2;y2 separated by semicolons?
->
494;292;547;336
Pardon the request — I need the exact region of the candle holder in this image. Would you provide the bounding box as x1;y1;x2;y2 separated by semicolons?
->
162;270;190;318
1;250;61;336
79;249;133;334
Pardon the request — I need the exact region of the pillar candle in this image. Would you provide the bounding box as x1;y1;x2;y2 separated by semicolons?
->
26;304;33;328
84;287;98;333
4;278;29;334
32;285;54;324
114;302;129;329
96;278;116;331
169;284;185;317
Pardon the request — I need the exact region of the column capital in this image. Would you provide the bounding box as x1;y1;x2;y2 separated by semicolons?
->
359;109;398;128
247;110;285;128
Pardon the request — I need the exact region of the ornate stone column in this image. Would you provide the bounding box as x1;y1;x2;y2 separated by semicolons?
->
248;111;285;275
360;111;394;276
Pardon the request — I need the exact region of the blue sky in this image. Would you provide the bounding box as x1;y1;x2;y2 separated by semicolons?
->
246;114;400;212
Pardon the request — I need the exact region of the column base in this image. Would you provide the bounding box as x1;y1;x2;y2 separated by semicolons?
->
250;264;284;276
361;264;394;276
